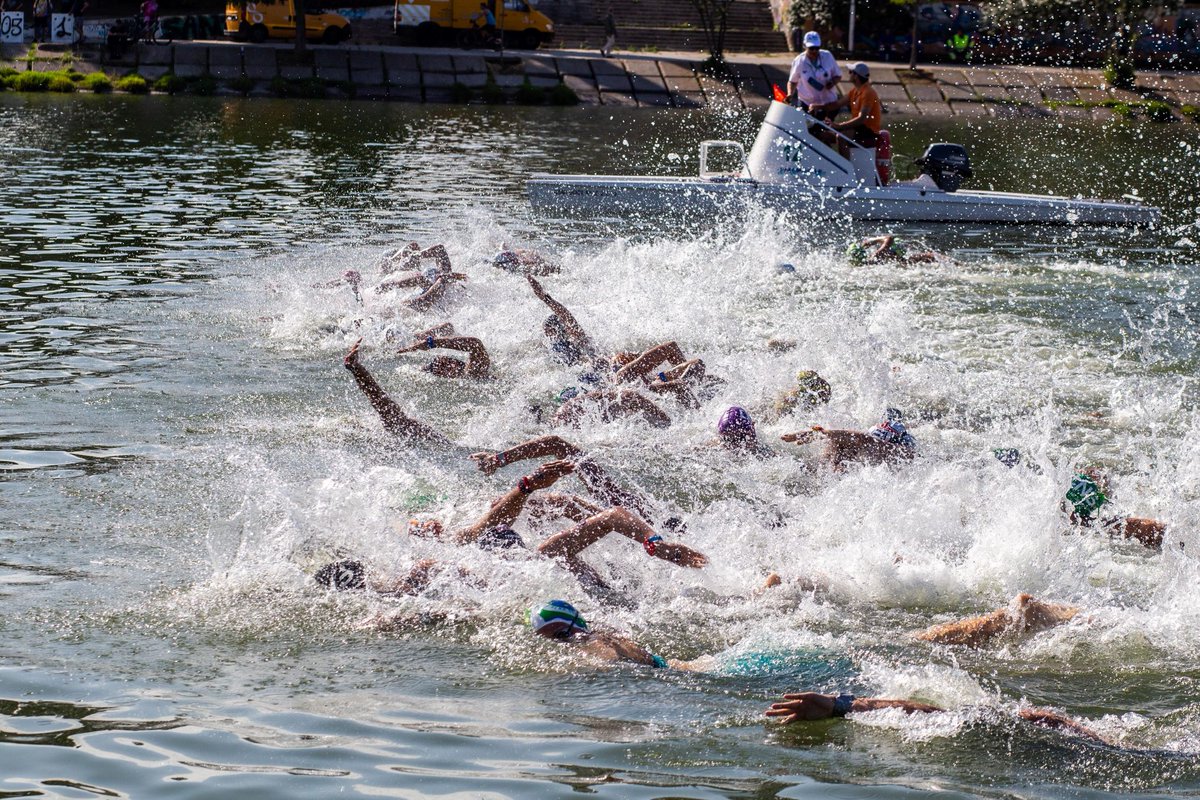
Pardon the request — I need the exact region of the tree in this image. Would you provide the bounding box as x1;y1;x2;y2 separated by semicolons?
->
688;0;735;69
986;0;1181;87
888;0;920;69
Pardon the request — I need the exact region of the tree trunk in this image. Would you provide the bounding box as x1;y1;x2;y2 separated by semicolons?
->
294;0;307;55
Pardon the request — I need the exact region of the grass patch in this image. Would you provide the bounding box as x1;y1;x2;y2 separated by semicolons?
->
114;74;149;94
47;74;75;92
153;72;186;93
12;71;52;91
83;72;112;93
1182;104;1199;122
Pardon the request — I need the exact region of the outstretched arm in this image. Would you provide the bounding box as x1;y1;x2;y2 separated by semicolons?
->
453;460;575;545
375;274;431;294
554;389;672;429
427;335;491;379
613;341;689;384
470;435;584;476
536;506;707;568
766;692;941;723
526;274;596;353
343;339;454;449
525;492;603;525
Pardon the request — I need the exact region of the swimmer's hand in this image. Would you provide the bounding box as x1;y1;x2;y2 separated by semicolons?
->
470;451;503;475
780;427;821;444
652;542;708;569
344;337;364;369
525;273;550;299
524;459;575;490
766;692;837;722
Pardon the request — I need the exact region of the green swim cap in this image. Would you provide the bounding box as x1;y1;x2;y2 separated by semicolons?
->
1066;473;1108;519
846;242;867;264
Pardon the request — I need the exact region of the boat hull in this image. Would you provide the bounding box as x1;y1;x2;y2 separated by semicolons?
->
526;174;1160;226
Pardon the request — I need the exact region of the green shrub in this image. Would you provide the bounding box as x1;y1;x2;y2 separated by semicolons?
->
0;67;17;78
227;75;255;94
1143;100;1174;122
47;74;75;92
515;77;544;105
67;70;85;82
13;71;51;91
548;81;579;106
153;73;186;93
83;72;112;93
481;76;505;104
189;74;218;95
450;81;472;103
1182;104;1199;122
114;74;149;94
1103;59;1135;91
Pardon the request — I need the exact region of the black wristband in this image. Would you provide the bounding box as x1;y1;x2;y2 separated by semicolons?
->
831;694;855;717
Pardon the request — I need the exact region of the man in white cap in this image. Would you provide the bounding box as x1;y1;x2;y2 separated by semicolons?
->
826;61;883;157
785;30;842;121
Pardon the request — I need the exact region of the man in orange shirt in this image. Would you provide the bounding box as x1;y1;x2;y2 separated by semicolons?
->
827;62;883;157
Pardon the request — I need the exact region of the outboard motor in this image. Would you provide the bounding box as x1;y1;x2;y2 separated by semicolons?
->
915;143;972;192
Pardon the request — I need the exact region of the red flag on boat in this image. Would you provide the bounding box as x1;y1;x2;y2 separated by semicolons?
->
772;84;786;102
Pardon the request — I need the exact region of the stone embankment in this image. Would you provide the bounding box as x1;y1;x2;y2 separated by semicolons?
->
3;41;1199;121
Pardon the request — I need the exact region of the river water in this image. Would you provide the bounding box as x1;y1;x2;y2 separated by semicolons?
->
2;93;1200;798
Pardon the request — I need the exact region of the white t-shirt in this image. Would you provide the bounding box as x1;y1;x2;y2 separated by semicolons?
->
788;50;841;106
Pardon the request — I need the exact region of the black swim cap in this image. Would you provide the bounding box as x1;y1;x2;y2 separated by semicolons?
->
478;525;526;551
314;560;366;591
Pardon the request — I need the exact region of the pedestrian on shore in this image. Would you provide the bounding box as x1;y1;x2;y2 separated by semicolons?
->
601;10;616;57
32;0;51;43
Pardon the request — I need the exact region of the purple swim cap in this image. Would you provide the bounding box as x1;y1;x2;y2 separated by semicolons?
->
717;405;755;437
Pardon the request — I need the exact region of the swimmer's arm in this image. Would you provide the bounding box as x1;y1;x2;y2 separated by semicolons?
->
372;559;442;595
420;244;452;273
375;273;429;293
430;336;491;379
914;608;1014;648
766;692;942;723
1018;708;1106;742
525;274;595;351
470;435;583;475
525;492;601;524
406;274;467;312
453;460;575;544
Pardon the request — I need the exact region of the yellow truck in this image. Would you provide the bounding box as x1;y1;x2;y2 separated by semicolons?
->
394;0;554;49
225;0;353;44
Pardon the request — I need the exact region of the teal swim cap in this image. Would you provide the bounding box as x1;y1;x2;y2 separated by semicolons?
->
1066;473;1108;520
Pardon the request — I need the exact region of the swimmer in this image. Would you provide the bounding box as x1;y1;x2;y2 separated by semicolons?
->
525;276;713;396
766;692;1106;742
782;408;916;471
846;235;940;265
319;461;706;606
1065;468;1167;550
492;248;560;276
552;387;673;429
380;242;453;275
529;599;706;670
343;338;455;449
714;406;775;458
766;369;832;421
470;434;668;529
394;324;491;380
915;593;1079;648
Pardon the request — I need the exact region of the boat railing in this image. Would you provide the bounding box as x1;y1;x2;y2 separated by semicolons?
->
699;140;751;181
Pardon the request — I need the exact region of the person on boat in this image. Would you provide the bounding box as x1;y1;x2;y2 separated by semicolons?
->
781;408;916;470
825;62;883;158
394;323;492;380
492;248;560;276
786;31;842;123
317;461;707;606
846;235;940;265
766;692;1107;743
343;338;457;450
1064;468;1167;550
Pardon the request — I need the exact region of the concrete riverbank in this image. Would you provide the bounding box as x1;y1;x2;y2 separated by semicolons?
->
3;40;1199;121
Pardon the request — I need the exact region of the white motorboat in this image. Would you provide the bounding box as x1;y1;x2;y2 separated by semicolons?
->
527;100;1160;226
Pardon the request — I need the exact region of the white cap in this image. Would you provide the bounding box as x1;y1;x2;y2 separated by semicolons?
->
850;62;870;78
802;31;821;48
